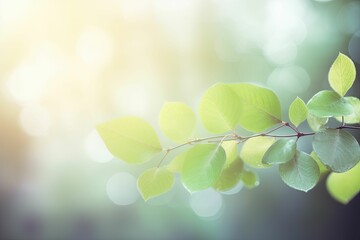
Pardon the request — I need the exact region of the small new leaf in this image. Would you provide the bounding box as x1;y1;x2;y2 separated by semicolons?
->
213;158;244;192
289;97;308;127
138;168;175;201
307;90;353;117
313;129;360;172
96;117;162;164
198;83;241;133
159;102;196;143
329;53;356;97
279;151;320;192
326;163;360;204
240;136;275;168
263;139;296;165
182;144;226;192
241;170;259;189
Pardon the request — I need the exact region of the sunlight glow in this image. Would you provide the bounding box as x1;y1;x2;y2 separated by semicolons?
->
106;172;139;205
76;27;114;66
84;130;113;163
190;188;223;218
19;104;50;137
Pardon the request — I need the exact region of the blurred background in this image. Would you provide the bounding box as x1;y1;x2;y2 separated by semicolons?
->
0;0;359;239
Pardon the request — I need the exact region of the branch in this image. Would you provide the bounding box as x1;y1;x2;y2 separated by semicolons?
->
157;122;360;167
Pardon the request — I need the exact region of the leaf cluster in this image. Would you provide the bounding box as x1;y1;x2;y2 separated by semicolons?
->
97;53;360;204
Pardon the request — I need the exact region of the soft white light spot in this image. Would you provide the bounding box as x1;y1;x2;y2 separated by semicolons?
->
84;130;113;163
0;0;31;23
190;188;223;218
220;182;243;195
76;27;114;66
6;42;66;105
106;172;139;205
117;0;151;21
19;105;50;137
115;81;152;116
267;66;310;94
264;40;297;65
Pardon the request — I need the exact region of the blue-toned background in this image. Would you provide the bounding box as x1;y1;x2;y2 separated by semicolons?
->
0;0;359;239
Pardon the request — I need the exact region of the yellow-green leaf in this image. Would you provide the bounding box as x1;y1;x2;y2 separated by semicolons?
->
182;144;226;192
213;157;244;192
138;168;175;201
307;113;328;132
289;97;308;127
159;102;196;143
240;136;275;168
241;170;259;189
227;83;282;132
198;83;241;134
310;151;330;176
328;53;356;97
96;117;162;164
327;162;360;204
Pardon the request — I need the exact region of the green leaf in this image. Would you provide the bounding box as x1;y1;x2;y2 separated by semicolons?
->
307;90;353;117
328;53;356;97
279;151;320;192
289;97;308;127
313;129;360;172
262;139;297;165
167;151;187;173
335;97;360;124
96;117;162;164
310;151;330;176
307;113;328;132
241;170;259;189
182;144;226;192
159;102;196;143
221;140;238;165
240;136;275;168
137;168;175;201
327;162;360;204
198;83;241;133
213;158;244;191
226;83;282;132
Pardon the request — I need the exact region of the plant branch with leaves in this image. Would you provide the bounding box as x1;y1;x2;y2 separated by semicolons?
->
97;53;360;204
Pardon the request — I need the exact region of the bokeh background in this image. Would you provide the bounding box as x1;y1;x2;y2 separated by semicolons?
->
0;0;360;239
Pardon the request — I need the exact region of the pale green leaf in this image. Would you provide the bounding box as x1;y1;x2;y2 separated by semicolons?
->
226;83;282;132
327;162;360;204
96;117;162;164
279;151;320;192
328;53;356;96
166;151;188;173
307;90;353;117
240;136;275;168
310;151;330;176
213;157;244;191
138;168;175;201
198;83;241;133
289;97;308;127
335;97;360;124
182;144;226;192
159;102;196;143
221;140;239;165
241;170;259;189
313;129;360;172
263;139;296;165
307;113;328;132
